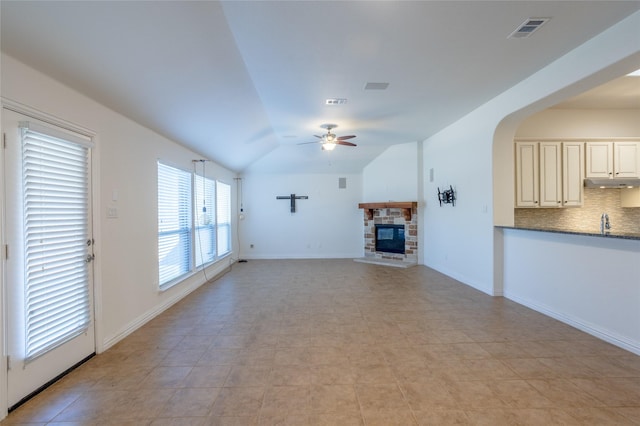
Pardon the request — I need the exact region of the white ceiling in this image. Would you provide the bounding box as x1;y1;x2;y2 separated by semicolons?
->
551;74;640;109
2;1;639;173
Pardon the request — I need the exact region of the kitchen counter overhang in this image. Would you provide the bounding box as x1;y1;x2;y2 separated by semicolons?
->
497;226;640;241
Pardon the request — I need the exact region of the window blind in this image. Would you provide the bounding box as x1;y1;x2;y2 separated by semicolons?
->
216;181;231;256
194;175;215;267
21;126;91;362
157;162;192;286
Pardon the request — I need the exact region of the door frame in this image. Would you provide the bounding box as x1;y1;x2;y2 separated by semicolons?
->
0;98;103;419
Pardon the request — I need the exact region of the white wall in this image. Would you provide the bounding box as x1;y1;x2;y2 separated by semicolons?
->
362;142;419;202
238;173;363;259
502;228;640;355
422;116;496;294
1;54;237;359
516;109;640;138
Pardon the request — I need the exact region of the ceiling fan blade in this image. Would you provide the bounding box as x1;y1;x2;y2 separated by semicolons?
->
337;135;356;140
314;135;323;139
297;141;321;145
336;141;357;147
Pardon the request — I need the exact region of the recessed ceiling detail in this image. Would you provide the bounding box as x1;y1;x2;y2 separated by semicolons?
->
325;98;348;105
508;17;551;38
364;82;389;90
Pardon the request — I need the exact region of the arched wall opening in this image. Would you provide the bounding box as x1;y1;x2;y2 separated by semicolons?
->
490;49;640;353
421;10;639;298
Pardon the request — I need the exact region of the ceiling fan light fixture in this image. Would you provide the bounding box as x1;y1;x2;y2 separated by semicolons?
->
323;142;337;151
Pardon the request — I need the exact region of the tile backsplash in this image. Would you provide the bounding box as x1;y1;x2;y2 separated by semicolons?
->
514;188;640;234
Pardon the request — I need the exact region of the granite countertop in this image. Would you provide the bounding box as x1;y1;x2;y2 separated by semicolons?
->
497;226;640;241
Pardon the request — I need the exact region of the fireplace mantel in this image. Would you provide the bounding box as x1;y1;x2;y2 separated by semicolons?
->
358;202;417;221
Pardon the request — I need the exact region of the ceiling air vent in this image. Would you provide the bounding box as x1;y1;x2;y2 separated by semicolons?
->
508;17;550;39
364;82;389;90
325;98;347;105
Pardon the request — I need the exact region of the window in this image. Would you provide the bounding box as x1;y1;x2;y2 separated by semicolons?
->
157;163;192;287
157;162;232;288
216;181;231;256
21;124;92;361
194;174;216;267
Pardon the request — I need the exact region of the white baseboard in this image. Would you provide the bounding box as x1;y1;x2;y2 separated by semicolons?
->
505;291;640;356
242;253;362;260
425;262;495;296
101;260;231;351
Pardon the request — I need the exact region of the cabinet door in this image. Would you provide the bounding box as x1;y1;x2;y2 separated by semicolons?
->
614;141;640;178
586;142;613;178
539;142;562;207
562;142;584;206
515;142;539;207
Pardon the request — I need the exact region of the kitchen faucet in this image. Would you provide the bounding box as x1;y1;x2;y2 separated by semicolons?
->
600;213;611;234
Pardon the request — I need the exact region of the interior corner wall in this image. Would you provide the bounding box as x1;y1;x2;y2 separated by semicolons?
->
238;172;363;259
1;54;237;355
362;142;419;202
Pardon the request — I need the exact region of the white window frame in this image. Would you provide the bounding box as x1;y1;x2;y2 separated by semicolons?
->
194;174;216;268
157;162;233;290
216;181;232;257
157;162;193;289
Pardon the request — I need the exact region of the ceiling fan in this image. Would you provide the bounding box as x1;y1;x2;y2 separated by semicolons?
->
298;124;357;150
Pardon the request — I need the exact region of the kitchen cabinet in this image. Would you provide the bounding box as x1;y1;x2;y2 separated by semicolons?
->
515;141;584;208
586;141;640;179
539;142;562;207
515;142;539;207
562;142;585;206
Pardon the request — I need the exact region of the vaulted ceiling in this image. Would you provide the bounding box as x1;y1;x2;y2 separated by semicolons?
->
2;1;639;173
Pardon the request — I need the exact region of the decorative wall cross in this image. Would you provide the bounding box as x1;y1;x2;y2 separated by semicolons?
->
276;193;309;213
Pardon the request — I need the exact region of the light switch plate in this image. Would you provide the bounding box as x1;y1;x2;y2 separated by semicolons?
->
107;206;118;219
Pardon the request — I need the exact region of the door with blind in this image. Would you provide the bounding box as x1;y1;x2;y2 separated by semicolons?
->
3;109;95;408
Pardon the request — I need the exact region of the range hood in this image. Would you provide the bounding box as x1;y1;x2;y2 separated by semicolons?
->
584;178;640;188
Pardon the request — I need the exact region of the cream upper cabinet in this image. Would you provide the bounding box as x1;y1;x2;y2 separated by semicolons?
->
586;141;640;179
562;142;584;206
515;142;539;207
614;142;640;178
539;142;562;207
515;141;584;208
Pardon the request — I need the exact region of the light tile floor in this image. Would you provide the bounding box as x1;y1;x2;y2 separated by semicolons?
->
2;259;639;425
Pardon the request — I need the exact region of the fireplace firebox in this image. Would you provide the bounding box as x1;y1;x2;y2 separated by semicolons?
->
375;224;405;254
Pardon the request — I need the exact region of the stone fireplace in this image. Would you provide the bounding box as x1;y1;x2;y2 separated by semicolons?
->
358;202;418;265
